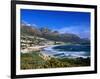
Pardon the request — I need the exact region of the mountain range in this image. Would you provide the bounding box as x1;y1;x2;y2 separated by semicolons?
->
21;24;90;45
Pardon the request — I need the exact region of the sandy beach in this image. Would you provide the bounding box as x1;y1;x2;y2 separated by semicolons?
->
21;45;48;53
21;45;60;53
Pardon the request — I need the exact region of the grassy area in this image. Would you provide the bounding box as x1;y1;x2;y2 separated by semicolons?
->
21;51;90;69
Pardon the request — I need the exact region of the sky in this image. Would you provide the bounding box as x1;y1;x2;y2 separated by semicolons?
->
21;9;90;39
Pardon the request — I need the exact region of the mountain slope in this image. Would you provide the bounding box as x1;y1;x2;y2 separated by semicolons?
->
21;24;90;44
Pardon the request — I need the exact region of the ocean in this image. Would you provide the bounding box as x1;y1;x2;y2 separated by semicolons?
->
42;45;90;58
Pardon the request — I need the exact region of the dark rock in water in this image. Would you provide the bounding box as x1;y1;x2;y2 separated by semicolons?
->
54;53;65;56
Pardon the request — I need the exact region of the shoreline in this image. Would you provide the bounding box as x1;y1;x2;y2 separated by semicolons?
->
41;45;90;59
21;45;59;53
21;44;90;59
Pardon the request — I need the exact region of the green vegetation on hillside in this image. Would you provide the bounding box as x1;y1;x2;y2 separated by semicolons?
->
21;51;90;69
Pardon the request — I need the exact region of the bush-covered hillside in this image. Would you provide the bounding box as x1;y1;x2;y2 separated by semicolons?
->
21;52;90;69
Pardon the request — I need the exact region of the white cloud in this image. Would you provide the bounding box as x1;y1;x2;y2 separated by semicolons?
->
21;20;37;27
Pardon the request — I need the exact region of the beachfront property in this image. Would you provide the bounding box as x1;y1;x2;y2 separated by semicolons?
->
21;36;54;49
21;35;54;52
20;35;65;53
